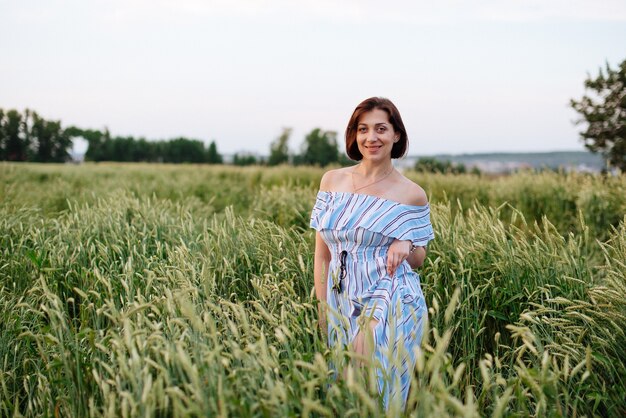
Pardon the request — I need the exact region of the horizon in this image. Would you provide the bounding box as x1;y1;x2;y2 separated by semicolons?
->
67;145;598;159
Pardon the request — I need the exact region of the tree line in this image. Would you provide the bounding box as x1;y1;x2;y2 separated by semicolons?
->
0;109;72;162
65;127;223;164
0;108;347;167
2;57;625;170
0;109;225;164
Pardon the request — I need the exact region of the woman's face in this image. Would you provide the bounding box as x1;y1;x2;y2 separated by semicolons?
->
356;108;399;162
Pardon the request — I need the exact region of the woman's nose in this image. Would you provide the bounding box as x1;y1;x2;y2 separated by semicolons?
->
366;131;378;142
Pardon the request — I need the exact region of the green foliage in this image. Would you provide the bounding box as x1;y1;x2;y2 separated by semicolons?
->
0;109;28;161
268;127;291;166
296;128;339;166
206;140;223;164
0;164;625;416
163;137;211;163
338;153;356;167
233;153;258;166
414;157;470;174
0;109;3;159
0;108;73;162
571;58;626;171
67;127;223;164
29;112;72;162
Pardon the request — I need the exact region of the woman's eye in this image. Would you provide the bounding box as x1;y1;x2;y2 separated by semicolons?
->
377;127;386;133
358;127;367;133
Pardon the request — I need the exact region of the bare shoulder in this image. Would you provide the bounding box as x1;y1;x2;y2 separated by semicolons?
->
319;167;353;191
396;174;428;206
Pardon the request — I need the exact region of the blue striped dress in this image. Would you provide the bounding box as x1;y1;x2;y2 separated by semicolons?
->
310;190;434;409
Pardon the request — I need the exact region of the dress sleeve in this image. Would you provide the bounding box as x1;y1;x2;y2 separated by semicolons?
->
396;205;435;247
310;191;329;231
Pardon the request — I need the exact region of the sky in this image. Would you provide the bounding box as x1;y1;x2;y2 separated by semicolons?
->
1;0;625;157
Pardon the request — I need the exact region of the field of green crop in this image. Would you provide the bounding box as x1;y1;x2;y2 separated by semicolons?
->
1;163;625;417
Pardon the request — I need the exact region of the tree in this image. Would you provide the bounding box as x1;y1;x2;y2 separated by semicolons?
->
268;127;291;166
571;59;626;171
0;108;75;162
163;137;208;163
413;157;469;174
2;109;28;161
133;138;156;162
233;153;258;166
206;140;223;164
0;109;6;160
298;128;339;167
29;111;72;162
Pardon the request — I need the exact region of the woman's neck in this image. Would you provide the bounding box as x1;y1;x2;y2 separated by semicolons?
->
353;160;394;178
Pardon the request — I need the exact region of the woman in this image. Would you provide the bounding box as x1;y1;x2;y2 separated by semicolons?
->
310;97;434;410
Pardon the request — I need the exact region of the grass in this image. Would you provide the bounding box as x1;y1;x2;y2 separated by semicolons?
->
0;162;625;416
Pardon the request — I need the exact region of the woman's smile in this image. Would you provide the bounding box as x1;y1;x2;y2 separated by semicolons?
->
364;144;382;152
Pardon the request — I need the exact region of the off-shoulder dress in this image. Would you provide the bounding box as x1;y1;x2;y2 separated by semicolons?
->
310;190;434;408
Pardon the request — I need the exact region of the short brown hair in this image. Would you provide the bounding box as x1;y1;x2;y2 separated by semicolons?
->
345;97;408;161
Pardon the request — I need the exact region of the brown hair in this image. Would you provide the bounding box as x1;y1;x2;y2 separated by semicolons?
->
345;97;408;161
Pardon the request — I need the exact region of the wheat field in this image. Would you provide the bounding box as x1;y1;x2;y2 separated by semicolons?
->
0;163;625;417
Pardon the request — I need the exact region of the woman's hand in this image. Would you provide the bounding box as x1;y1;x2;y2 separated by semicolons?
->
387;239;412;277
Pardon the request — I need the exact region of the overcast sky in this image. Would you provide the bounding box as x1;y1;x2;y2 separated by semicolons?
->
1;0;625;156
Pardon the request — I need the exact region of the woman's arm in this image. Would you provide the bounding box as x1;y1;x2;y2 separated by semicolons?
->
314;169;334;301
313;231;331;330
404;183;429;270
314;231;331;301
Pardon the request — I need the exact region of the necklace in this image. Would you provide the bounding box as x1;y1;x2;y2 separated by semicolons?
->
351;165;394;192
